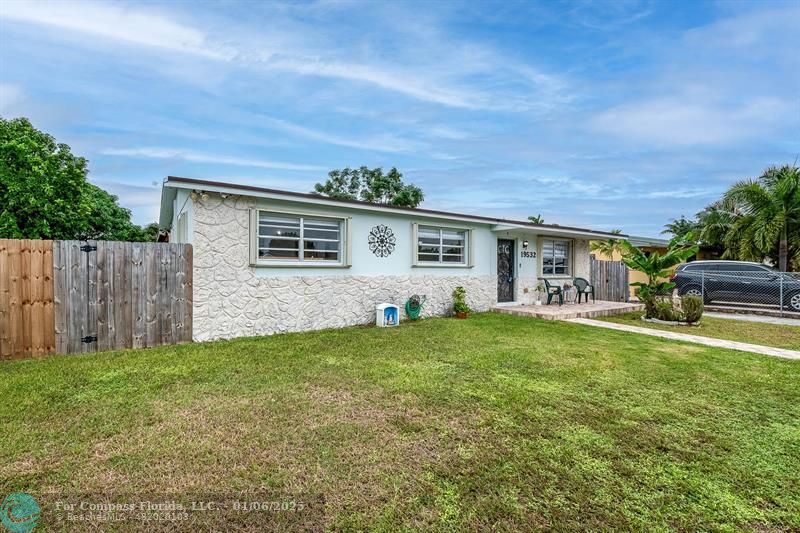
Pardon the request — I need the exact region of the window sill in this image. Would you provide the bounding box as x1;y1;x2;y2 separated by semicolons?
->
413;263;473;268
252;262;351;269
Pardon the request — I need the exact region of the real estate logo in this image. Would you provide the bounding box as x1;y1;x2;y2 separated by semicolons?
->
1;493;40;533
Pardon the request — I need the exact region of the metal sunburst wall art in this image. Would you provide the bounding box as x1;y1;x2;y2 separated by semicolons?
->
368;224;396;257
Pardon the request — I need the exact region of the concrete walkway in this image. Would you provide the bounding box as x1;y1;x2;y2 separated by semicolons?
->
704;312;800;327
567;318;800;360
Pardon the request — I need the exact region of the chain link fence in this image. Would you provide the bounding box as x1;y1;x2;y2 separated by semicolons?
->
672;267;800;318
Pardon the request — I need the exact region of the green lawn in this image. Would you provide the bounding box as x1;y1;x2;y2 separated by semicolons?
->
598;311;800;350
1;313;799;530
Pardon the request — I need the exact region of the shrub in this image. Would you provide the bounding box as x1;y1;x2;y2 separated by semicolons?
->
452;286;472;315
681;295;704;323
654;299;683;322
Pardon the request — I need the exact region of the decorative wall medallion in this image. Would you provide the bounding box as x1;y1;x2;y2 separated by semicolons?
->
368;225;396;257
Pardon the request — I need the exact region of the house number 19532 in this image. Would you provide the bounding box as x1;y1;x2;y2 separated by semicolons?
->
521;251;536;258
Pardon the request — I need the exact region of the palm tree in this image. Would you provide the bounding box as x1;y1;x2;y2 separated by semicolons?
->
724;165;800;272
527;214;544;224
620;235;699;319
695;200;738;256
661;216;698;240
590;229;623;258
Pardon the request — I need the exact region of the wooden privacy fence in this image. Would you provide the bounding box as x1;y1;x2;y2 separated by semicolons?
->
1;239;192;359
590;258;630;302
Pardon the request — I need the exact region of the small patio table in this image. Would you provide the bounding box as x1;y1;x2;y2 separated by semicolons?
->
563;287;577;304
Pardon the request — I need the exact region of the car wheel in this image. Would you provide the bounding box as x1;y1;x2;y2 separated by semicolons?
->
785;291;800;313
681;286;709;303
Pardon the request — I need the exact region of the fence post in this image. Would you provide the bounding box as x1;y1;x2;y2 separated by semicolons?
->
701;270;705;302
780;275;784;318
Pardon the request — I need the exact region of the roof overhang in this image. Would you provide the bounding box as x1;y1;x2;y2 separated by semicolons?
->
627;235;670;248
490;223;622;240
158;176;626;239
158;181;180;230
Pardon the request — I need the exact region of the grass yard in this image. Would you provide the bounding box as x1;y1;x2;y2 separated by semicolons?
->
1;313;799;530
598;311;800;351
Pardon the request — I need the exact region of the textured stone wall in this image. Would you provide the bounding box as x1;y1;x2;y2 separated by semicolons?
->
192;194;496;341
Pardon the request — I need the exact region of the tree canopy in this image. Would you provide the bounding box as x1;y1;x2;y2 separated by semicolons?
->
723;165;799;272
0;117;157;241
313;166;424;208
660;216;698;241
661;164;799;271
590;229;623;258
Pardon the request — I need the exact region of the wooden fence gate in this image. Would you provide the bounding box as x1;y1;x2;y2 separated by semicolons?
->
1;239;192;359
590;258;630;302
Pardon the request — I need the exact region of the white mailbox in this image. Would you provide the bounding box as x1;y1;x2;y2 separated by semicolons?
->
376;303;400;327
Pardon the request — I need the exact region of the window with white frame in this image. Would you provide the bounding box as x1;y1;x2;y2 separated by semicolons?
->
256;211;345;264
542;239;570;275
416;225;468;265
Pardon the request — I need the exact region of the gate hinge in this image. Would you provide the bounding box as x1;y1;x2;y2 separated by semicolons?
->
80;244;97;252
81;335;97;343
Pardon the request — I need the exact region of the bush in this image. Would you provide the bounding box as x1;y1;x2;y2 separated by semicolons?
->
681;295;704;323
655;299;683;322
452;286;473;315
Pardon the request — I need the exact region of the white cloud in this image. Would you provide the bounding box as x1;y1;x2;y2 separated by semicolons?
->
645;189;715;199
0;1;569;111
265;57;484;109
101;147;325;172
0;1;232;59
590;97;792;146
259;116;424;153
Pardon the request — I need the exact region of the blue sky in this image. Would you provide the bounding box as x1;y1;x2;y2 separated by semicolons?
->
1;0;798;235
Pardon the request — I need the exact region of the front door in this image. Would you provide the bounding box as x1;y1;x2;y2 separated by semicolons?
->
497;239;515;302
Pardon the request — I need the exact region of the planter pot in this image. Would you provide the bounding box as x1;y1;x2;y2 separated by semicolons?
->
455;311;469;319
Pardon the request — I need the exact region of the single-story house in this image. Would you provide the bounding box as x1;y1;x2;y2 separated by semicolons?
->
158;176;624;341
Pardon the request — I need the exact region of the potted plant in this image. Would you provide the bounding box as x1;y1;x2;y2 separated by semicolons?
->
452;286;472;319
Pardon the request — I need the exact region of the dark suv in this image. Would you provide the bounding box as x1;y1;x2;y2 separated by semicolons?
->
671;260;800;312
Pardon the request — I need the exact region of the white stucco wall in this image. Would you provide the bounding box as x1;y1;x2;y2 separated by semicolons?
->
489;230;590;305
185;191;594;340
191;193;497;340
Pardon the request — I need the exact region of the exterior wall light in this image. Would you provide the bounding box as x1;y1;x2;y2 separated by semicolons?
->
523;240;529;249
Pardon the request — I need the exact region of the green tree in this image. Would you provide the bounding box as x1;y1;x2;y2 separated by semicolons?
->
621;235;698;319
140;222;161;242
313;166;424;208
661;215;698;240
695;200;737;255
723;164;800;272
590;229;623;258
0;116;88;238
82;184;157;241
527;214;544;224
0;117;156;241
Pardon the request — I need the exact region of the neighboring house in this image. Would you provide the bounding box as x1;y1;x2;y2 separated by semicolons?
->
159;176;622;341
591;235;719;299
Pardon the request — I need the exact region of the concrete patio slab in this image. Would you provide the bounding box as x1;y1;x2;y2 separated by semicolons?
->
567;318;800;360
493;300;644;320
